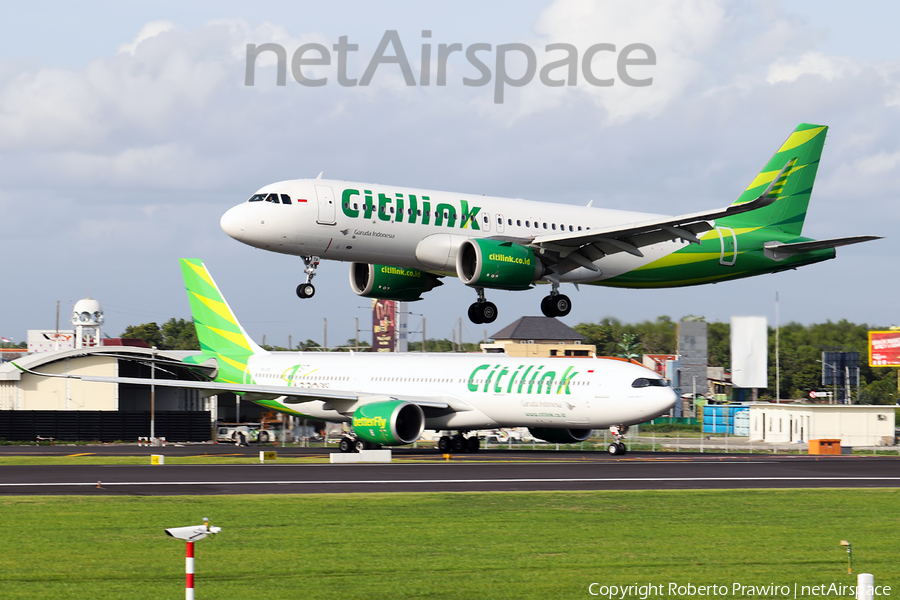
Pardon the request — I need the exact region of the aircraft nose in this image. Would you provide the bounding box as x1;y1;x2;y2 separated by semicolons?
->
220;205;245;241
654;388;678;416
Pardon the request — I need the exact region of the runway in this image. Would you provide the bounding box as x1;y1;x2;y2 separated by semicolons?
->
1;447;898;495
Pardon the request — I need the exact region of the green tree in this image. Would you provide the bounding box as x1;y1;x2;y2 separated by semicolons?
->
617;333;642;359
121;322;164;348
121;319;199;350
160;318;199;350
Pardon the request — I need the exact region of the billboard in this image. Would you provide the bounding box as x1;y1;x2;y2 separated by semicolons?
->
27;330;75;353
730;316;767;388
869;330;900;367
372;299;395;352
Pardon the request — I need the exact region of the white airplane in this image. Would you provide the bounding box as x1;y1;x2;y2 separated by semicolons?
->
14;259;677;455
220;123;879;324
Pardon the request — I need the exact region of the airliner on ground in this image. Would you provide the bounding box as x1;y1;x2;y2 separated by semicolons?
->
14;259;676;454
220;124;879;324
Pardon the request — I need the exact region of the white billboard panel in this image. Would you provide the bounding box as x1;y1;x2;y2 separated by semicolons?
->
731;316;768;388
27;330;76;353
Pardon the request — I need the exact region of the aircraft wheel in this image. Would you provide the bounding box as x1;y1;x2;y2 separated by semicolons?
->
355;439;368;452
542;294;571;317
617;442;627;455
540;295;554;317
339;437;353;453
438;436;452;452
468;303;484;325
466;436;481;453
551;294;572;317
608;443;621;455
451;436;467;453
258;431;270;443
296;283;315;299
479;302;498;324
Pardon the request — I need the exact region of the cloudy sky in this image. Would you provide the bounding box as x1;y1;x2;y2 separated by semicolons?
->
1;1;898;349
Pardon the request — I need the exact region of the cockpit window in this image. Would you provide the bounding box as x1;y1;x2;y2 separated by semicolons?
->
632;377;667;388
265;193;279;203
280;194;292;204
249;194;266;202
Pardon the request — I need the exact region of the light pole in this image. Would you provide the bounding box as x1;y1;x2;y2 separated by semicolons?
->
150;346;156;442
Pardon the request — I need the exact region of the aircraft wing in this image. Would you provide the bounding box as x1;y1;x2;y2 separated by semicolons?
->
10;362;462;413
530;192;778;260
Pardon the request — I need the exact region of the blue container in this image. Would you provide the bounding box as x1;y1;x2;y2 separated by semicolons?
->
702;405;748;434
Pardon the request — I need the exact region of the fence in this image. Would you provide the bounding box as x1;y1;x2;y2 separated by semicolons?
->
0;411;213;442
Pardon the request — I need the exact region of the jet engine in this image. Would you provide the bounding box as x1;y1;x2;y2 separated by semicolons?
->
351;400;425;446
350;263;442;302
456;239;544;290
528;427;593;444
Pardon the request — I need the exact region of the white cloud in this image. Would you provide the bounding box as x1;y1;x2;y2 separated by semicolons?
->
118;21;177;55
533;0;727;122
766;51;858;83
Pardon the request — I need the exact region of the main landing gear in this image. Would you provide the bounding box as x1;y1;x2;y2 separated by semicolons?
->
540;282;572;318
466;286;573;324
467;288;497;325
296;255;320;299
437;432;481;453
607;425;629;456
338;434;381;453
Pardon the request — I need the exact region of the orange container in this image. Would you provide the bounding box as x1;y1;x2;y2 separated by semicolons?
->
809;439;842;455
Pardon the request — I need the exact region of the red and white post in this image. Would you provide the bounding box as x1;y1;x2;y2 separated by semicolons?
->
164;518;221;599
185;540;195;600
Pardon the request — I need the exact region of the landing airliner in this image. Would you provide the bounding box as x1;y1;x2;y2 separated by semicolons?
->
14;259;676;454
220;124;879;324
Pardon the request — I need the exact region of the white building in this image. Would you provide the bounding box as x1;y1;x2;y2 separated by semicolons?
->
749;404;896;447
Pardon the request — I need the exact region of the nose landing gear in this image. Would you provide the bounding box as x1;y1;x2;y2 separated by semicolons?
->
296;255;320;299
607;425;629;455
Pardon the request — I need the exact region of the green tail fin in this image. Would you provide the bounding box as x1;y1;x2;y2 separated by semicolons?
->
720;123;828;236
179;258;266;384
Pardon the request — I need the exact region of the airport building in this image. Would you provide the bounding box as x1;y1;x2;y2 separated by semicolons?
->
0;298;218;442
480;316;595;357
748;403;896;447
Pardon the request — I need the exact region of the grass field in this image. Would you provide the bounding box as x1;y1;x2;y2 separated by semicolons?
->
1;489;897;599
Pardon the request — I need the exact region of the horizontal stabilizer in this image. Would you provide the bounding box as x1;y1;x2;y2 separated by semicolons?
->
764;235;882;261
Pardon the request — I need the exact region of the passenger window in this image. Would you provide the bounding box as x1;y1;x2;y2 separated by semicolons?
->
542;223;548;229
507;218;512;225
517;220;521;226
552;223;556;230
281;194;292;204
526;221;530;227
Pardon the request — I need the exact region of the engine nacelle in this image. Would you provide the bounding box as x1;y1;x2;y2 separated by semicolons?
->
528;427;593;444
456;239;544;290
351;400;425;446
350;263;442;302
